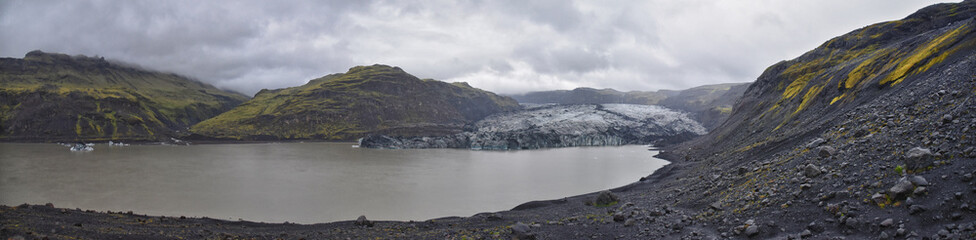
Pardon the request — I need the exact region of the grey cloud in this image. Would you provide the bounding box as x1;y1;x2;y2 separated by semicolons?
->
0;0;949;96
509;0;583;31
516;45;610;74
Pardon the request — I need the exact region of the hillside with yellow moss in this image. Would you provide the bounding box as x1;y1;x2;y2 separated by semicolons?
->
707;1;976;150
0;51;249;142
190;65;520;141
666;1;976;238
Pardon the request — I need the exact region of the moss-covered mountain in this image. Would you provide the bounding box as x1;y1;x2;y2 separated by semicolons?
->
0;51;249;142
509;83;749;130
702;1;976;153
662;1;976;237
190;65;520;140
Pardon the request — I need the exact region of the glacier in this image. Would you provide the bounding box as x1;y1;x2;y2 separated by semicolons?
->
360;104;706;150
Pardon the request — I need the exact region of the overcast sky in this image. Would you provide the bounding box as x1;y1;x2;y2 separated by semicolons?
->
0;0;950;96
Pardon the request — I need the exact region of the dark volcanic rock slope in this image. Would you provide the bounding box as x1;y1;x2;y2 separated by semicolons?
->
0;51;248;142
665;1;976;238
191;65;520;141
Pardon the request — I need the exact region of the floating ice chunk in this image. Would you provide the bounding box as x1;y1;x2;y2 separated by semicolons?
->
70;144;94;152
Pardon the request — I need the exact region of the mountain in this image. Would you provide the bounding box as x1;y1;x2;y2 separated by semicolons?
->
360;104;706;149
509;87;673;105
656;83;749;130
662;1;976;238
693;1;976;154
0;51;248;142
5;1;976;240
508;83;749;130
190;65;520;141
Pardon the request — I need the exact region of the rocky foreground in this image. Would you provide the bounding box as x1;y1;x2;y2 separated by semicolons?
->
360;104;706;150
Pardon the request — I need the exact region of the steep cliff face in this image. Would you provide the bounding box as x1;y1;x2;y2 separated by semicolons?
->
360;104;705;149
190;65;521;140
0;51;248;142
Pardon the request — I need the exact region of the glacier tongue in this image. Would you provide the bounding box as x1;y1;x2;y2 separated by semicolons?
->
361;104;706;149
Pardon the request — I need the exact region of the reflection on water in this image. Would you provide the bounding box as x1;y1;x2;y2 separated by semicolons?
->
0;142;666;223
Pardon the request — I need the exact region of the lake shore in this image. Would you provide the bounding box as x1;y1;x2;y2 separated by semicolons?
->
1;144;683;239
7;141;974;239
1;150;687;239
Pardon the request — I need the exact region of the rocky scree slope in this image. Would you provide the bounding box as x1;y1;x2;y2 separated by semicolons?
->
510;83;749;131
360;104;706;149
660;1;976;238
191;65;520;141
0;51;248;142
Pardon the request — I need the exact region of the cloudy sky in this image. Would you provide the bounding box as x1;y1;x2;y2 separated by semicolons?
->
0;0;949;96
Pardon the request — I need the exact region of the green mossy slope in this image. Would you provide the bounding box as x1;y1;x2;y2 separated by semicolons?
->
190;65;520;141
0;51;249;142
708;1;976;152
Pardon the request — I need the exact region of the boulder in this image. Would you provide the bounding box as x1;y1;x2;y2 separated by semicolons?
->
844;217;859;228
709;202;723;211
904;147;933;171
816;146;837;158
804;164;822;178
745;225;759;236
806;138;826;149
909;175;929;186
354;215;373;227
872;192;886;205
909;205;927;215
613;212;627;222
592;190;620;206
881;218;894;227
913;186;927;195
511;222;536;240
888;178;915;199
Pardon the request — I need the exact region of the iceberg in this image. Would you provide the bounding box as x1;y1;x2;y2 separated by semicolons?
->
69;143;94;152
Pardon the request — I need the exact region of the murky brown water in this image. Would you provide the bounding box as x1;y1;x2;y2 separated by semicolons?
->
0;142;666;223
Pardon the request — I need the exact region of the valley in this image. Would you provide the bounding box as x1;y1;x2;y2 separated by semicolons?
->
2;1;976;239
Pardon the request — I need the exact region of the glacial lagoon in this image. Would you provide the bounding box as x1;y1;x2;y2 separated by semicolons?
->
0;142;666;223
